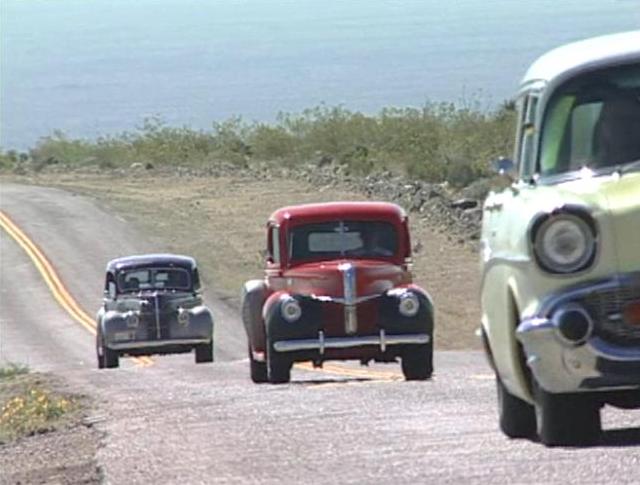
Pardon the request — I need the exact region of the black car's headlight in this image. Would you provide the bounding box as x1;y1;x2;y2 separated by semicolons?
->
281;297;302;322
177;308;191;326
125;311;140;328
532;212;597;274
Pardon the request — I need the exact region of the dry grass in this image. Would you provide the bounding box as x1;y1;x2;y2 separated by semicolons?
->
6;171;482;349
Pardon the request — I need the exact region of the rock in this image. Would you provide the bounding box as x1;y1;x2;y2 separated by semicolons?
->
130;162;144;170
451;198;478;210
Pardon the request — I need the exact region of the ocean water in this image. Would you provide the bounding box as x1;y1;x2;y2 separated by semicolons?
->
1;0;639;149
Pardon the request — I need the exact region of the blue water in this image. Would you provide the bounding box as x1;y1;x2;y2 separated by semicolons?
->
1;0;639;149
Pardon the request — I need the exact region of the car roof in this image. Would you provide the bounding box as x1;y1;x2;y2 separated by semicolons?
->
521;31;640;89
106;253;196;272
269;201;406;225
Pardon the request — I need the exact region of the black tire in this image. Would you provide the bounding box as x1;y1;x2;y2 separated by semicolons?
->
96;329;119;369
249;346;268;383
195;342;214;363
267;337;291;384
401;344;433;381
496;376;536;438
534;383;601;447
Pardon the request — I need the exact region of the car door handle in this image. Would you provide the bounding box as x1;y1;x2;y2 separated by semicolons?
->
485;201;503;211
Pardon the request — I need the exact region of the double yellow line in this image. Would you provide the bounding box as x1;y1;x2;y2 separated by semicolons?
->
0;210;153;367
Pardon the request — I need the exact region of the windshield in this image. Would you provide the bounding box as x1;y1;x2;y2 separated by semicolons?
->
117;267;191;292
288;221;397;262
539;62;640;176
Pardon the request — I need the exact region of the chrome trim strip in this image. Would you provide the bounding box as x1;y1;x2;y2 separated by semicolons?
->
590;337;640;362
309;294;378;305
339;262;358;334
273;333;430;352
108;338;210;350
154;291;161;339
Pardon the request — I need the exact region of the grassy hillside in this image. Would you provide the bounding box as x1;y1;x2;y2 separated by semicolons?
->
1;102;516;187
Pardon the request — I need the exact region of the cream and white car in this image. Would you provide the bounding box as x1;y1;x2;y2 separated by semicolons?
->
480;31;640;446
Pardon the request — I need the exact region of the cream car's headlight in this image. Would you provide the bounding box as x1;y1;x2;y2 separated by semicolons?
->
281;297;302;322
533;213;596;274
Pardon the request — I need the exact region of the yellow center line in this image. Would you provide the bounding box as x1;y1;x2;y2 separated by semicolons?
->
295;361;403;381
0;210;153;367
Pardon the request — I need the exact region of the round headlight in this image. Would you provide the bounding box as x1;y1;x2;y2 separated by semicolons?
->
125;311;140;328
398;292;420;317
533;214;596;274
178;308;190;326
281;297;302;322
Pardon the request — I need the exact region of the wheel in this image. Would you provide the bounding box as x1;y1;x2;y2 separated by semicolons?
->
195;342;214;363
401;344;433;380
267;336;291;384
534;382;601;446
96;328;119;369
249;346;268;383
96;329;119;369
496;376;536;438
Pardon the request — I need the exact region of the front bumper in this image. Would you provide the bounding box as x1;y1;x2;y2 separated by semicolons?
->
108;338;211;351
517;273;640;393
273;329;430;354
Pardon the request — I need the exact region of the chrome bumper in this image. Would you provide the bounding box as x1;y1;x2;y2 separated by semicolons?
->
108;338;211;350
273;329;430;354
517;317;640;394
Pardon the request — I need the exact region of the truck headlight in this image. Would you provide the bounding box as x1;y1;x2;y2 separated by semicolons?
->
533;213;596;274
178;308;190;326
398;292;420;317
125;311;140;328
281;297;302;322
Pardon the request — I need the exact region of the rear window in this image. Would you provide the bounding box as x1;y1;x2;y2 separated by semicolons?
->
289;221;397;261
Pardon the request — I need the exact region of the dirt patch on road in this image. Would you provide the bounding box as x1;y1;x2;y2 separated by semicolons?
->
3;171;481;350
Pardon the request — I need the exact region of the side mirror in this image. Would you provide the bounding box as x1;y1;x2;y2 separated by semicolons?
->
492;157;516;182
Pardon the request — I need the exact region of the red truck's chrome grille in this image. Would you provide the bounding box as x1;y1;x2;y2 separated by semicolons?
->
320;298;382;337
581;285;640;345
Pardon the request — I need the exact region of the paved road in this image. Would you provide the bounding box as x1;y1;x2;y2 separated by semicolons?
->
2;183;640;484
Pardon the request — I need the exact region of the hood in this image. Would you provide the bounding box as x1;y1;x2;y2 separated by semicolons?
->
283;260;410;299
545;171;640;274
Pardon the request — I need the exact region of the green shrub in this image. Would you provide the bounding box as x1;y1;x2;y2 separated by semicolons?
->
12;102;517;186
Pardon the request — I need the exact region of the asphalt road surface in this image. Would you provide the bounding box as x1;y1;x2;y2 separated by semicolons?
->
2;183;640;484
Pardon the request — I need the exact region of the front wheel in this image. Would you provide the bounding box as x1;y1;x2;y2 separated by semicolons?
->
401;344;433;381
267;337;292;384
534;383;601;446
249;346;268;383
195;342;214;363
96;329;119;369
496;376;536;438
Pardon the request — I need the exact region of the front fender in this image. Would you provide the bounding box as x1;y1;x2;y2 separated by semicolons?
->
264;293;322;343
188;306;214;338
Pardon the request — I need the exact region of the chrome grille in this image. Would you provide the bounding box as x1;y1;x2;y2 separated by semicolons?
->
581;285;640;345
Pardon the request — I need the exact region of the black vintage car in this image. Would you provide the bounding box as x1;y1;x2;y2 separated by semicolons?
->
96;254;214;368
